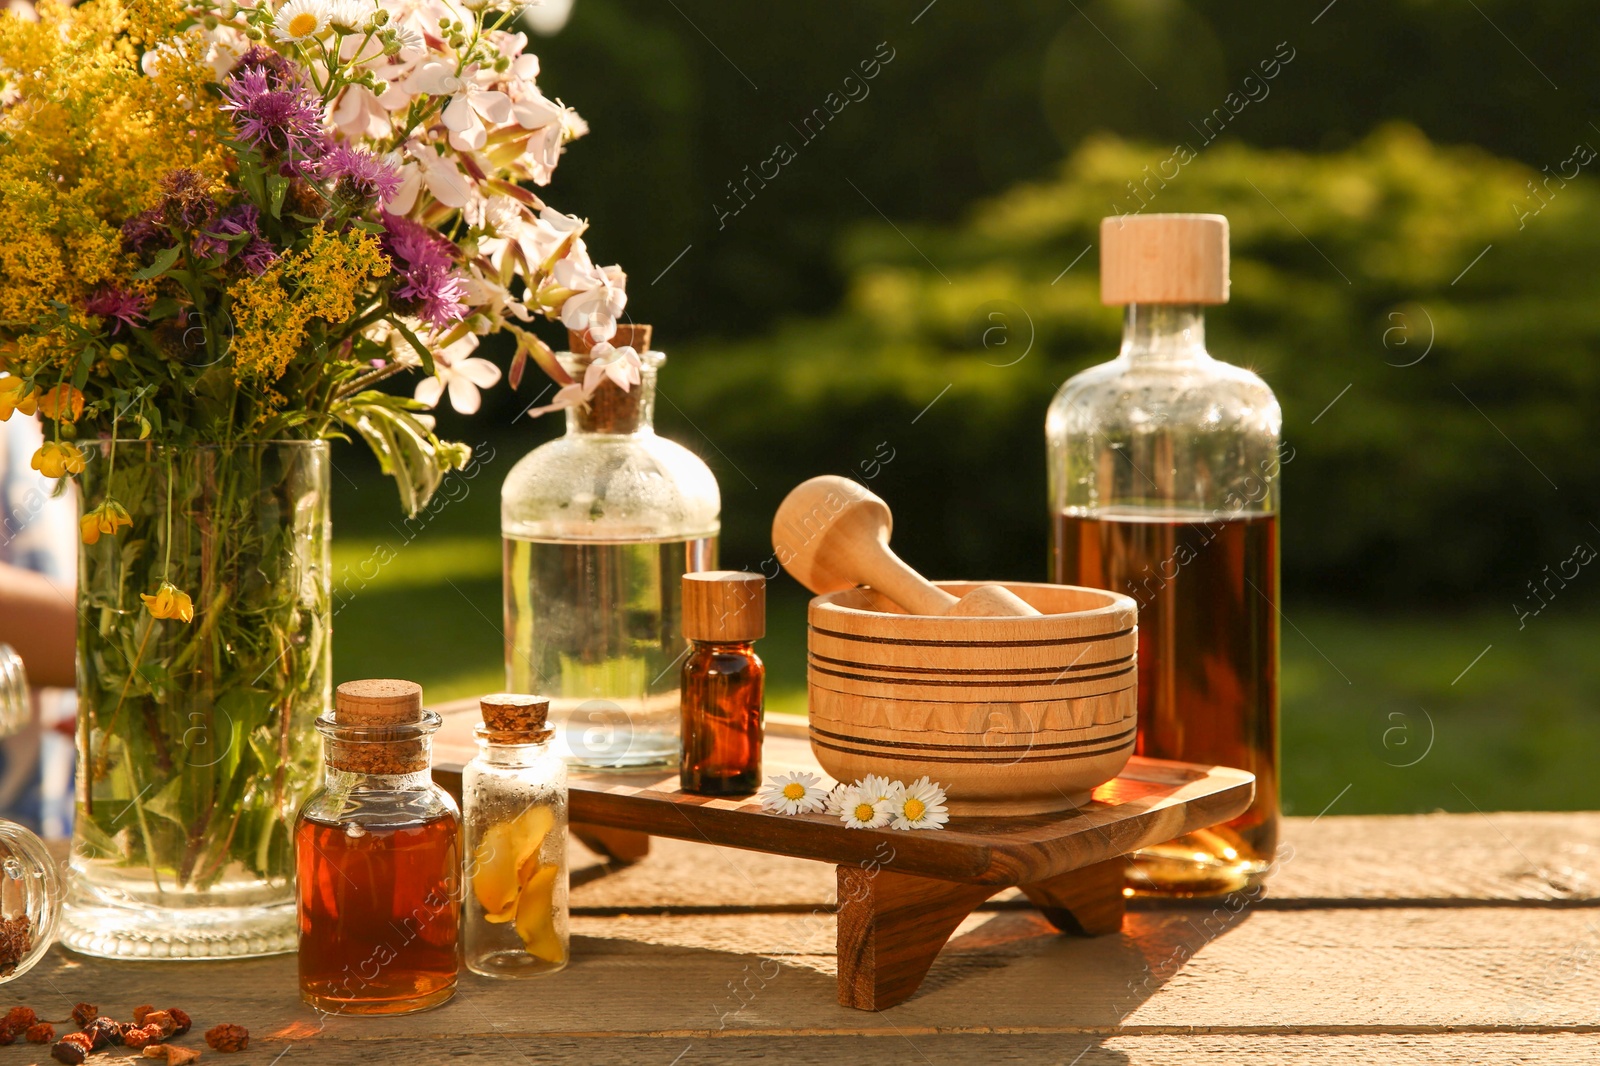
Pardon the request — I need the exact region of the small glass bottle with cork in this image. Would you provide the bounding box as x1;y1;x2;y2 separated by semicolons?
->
295;679;462;1014
1047;213;1283;897
462;693;569;978
679;571;766;796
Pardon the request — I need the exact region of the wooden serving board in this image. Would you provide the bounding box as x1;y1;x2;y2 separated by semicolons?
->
432;701;1254;1010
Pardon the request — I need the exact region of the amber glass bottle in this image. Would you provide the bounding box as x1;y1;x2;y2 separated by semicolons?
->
679;571;766;796
1047;214;1283;897
296;680;462;1014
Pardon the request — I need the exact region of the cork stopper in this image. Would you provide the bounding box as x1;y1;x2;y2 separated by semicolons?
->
566;324;656;434
1100;214;1229;305
683;571;766;642
324;679;432;774
568;323;652;355
477;692;554;745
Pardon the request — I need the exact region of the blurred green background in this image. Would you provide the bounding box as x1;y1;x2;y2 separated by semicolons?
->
334;0;1600;816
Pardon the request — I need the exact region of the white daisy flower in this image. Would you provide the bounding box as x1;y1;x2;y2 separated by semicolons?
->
756;772;829;816
273;0;332;43
836;785;892;830
891;776;950;831
856;774;899;804
327;0;374;32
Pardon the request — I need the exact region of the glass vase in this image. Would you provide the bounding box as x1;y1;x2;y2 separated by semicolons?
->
64;440;329;958
502;332;720;769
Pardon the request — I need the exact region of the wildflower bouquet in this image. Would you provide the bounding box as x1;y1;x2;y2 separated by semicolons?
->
0;0;628;953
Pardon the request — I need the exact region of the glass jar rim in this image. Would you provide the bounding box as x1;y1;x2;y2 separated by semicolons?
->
315;709;442;743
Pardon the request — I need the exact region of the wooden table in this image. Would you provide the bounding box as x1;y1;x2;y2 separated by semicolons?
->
11;807;1599;1062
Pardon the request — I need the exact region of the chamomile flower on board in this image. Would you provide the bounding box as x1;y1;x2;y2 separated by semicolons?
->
836;785;893;830
757;772;830;816
273;0;331;43
890;777;950;831
856;773;898;804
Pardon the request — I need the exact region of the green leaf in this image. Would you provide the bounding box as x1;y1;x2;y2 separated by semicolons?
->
334;391;456;515
268;176;289;219
390;318;437;375
134;246;181;280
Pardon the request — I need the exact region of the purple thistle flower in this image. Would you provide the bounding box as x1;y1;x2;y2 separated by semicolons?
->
326;144;403;207
84;286;149;335
194;203;264;261
217;203;262;238
238;238;280;276
380;212;469;330
120;209;166;254
220;66;323;156
159;168;217;230
232;45;297;90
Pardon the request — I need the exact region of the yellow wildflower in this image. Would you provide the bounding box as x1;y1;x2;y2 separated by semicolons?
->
35;383;84;422
228;227;391;389
0;375;35;420
140;581;194;623
30;440;85;478
79;499;132;545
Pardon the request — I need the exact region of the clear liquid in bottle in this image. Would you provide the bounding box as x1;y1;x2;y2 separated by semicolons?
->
503;534;716;767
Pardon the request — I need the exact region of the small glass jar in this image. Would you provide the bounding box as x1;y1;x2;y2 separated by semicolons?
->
463;694;568;978
679;572;765;796
0;646;62;984
296;680;461;1014
501;324;720;769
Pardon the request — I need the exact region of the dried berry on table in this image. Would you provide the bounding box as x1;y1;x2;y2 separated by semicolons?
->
122;1023;165;1050
204;1023;248;1052
166;1007;192;1036
132;1004;155;1025
144;1044;200;1064
25;1022;54;1043
0;1023;16;1045
144;1010;177;1036
51;1031;93;1064
5;1006;36;1029
0;916;32;976
84;1016;123;1049
70;1002;97;1027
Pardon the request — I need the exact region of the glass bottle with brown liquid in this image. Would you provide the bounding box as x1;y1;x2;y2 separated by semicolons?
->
1047;214;1283;896
296;680;462;1013
679;571;766;796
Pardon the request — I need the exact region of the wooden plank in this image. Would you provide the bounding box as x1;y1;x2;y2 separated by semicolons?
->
10;905;1599;1040
436;711;1254;887
566;810;1600;911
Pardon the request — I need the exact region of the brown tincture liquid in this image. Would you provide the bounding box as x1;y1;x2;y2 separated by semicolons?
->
680;641;764;796
1053;512;1279;895
296;813;462;1014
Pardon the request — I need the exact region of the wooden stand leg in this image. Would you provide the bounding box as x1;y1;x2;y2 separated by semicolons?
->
571;824;652;865
835;866;996;1010
1020;857;1126;936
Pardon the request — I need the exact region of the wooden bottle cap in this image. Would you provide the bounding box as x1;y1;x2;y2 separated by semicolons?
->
478;692;553;744
568;323;653;354
335;678;423;725
683;571;766;642
1100;214;1229;305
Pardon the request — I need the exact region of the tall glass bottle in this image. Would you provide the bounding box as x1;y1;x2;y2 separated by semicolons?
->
502;325;720;769
1047;214;1282;896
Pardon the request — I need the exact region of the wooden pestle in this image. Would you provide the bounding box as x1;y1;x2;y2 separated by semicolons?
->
771;476;1040;617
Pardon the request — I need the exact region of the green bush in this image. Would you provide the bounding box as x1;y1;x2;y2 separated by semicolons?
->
665;127;1600;602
